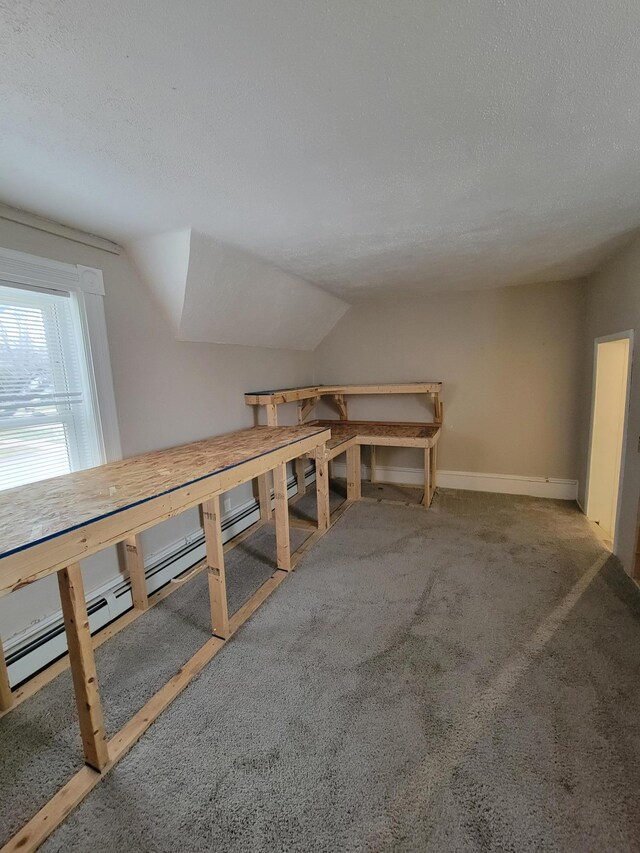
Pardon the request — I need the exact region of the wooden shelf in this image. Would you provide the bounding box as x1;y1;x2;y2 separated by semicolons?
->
313;419;440;448
245;382;442;406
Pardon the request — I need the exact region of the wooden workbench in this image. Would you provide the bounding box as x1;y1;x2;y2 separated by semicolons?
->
311;420;441;510
245;383;443;511
245;382;443;426
0;424;331;852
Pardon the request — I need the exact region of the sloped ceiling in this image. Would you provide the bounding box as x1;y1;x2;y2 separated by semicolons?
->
2;1;640;303
128;230;348;350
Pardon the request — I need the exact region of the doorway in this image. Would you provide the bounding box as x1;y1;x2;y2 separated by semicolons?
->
586;331;633;547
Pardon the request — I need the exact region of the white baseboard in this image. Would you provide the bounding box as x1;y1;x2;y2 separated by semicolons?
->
331;462;578;501
5;468;309;688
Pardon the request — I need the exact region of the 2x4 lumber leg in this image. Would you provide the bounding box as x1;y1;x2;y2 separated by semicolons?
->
346;444;361;501
315;445;331;531
422;447;432;507
273;463;291;571
57;563;109;771
295;457;307;496
370;446;377;484
203;496;229;639
123;534;148;610
258;472;273;521
430;444;437;499
0;636;13;712
266;403;278;426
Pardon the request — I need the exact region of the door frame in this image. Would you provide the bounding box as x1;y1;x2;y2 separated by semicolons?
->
585;329;634;552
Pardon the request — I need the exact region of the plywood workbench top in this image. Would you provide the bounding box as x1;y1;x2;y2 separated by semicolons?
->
0;425;326;560
314;420;441;450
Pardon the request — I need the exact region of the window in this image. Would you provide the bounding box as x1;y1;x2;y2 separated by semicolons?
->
0;247;121;491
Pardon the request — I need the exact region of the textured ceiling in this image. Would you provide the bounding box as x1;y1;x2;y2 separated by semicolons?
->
2;0;640;300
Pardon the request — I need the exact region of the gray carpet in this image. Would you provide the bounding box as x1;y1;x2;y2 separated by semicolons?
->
3;489;640;851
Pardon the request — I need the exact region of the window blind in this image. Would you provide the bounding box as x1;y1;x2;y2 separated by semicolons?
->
0;282;101;491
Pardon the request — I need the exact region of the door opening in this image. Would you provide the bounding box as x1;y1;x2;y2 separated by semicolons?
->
586;332;633;548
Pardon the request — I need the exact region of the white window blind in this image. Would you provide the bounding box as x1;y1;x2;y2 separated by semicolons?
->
0;282;102;491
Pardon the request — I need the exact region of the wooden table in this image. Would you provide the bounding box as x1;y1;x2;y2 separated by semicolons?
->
312;420;441;509
245;382;443;426
0;425;330;852
245;383;443;511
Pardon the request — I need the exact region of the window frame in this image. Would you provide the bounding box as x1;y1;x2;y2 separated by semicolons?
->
0;246;121;469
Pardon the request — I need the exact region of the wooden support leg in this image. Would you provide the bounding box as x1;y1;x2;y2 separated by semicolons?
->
433;392;443;423
203;496;229;639
295;457;307;496
346;444;361;501
422;446;432;507
123;534;148;611
370;446;377;484
430;443;438;501
0;636;13;712
258;472;273;521
273;463;291;571
57;563;109;771
266;403;278;426
315;445;331;531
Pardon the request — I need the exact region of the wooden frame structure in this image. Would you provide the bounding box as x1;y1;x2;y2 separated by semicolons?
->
245;383;443;511
2;384;444;850
0;425;333;852
313;420;440;510
245;382;444;427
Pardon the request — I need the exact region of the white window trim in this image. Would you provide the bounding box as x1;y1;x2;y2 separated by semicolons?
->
0;246;122;463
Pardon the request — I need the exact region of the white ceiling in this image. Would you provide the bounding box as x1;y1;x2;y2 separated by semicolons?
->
2;0;640;301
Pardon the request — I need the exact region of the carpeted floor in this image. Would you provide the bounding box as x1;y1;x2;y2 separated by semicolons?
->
3;487;640;851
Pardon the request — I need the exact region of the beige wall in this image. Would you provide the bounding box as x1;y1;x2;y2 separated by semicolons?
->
578;234;640;576
314;280;586;479
0;219;314;638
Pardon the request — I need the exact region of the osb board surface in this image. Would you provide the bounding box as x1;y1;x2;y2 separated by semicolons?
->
0;427;325;560
245;385;326;396
327;432;357;450
318;421;440;441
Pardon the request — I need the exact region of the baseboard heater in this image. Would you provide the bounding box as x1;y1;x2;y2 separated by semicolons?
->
5;466;313;689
